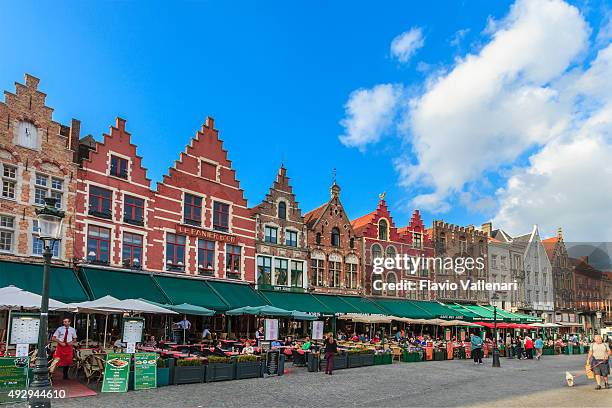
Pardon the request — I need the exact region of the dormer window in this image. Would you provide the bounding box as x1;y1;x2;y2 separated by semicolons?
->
278;201;287;219
331;227;340;247
110;155;128;179
378;219;388;241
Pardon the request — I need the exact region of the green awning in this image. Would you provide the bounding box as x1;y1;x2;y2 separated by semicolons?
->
447;304;480;321
369;298;429;319
338;296;386;315
312;294;360;314
258;291;333;315
79;267;168;303
153;275;227;311
461;305;496;321
411;301;465;319
479;306;521;322
509;311;542;323
0;260;89;303
206;281;267;310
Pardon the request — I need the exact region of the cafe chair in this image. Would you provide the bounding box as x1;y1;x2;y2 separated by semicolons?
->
291;349;307;367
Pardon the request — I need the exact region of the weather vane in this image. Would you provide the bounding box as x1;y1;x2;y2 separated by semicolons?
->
379;191;386;200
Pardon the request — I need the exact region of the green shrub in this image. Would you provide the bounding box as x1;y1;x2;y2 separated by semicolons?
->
156;357;166;368
207;356;231;364
176;358;204;366
360;348;375;355
347;349;362;354
237;354;258;363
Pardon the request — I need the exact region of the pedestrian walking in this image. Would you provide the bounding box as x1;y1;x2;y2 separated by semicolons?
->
525;336;534;359
515;336;524;359
470;333;483;365
534;337;544;360
586;335;611;390
323;332;338;375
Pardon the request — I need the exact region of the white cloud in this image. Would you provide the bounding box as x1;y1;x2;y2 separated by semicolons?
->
338;84;403;150
390;27;425;63
450;28;470;47
398;0;588;210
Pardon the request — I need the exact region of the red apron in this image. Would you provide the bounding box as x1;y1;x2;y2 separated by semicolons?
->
54;327;73;367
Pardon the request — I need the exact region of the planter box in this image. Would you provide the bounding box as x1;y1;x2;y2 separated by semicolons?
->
433;351;445;361
347;353;363;368
374;354;384;365
333;353;348;370
573;347;581;354
174;365;206;385
235;361;263;380
542;348;555;355
307;353;320;372
401;351;422;362
205;362;235;382
361;354;375;366
157;367;170;387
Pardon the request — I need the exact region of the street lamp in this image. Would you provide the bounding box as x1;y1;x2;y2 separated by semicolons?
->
30;197;64;408
491;291;501;368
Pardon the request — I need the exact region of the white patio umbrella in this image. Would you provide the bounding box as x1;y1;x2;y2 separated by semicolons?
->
101;299;178;315
68;295;121;348
0;285;75;346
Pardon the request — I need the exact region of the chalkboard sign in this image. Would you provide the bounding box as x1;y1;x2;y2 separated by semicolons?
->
266;350;281;376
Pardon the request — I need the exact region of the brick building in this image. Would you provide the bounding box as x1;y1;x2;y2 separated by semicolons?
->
0;74;80;266
252;165;309;290
149;117;256;281
351;196;433;299
304;181;361;295
74;118;154;269
429;220;488;303
542;228;575;320
571;257;604;332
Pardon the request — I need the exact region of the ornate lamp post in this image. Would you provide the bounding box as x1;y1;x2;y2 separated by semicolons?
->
29;197;64;408
491;291;501;368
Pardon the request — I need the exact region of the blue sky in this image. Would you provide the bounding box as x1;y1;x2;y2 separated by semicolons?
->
1;1;610;239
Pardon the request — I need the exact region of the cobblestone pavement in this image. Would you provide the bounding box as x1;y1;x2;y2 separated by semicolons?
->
10;354;611;407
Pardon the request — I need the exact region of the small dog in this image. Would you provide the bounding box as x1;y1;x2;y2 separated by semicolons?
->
566;371;575;387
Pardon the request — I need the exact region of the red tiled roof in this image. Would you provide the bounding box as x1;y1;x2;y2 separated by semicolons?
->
303;203;327;226
350;211;376;233
542;238;557;261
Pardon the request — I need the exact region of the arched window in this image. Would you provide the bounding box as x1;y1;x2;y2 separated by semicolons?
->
278;201;286;219
386;245;396;258
387;273;397;296
378;219;388;241
349;237;354;249
371;244;382;259
331;227;340;247
316;232;321;245
371;274;382;295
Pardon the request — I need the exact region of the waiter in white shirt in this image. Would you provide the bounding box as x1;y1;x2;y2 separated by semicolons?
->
52;318;77;379
178;317;191;344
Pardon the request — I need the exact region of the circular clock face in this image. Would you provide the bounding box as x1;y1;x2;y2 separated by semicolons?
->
18;121;39;149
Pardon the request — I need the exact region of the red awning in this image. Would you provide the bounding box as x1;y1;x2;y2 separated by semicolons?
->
473;322;511;329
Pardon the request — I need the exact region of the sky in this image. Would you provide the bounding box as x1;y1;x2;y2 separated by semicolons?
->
1;0;611;241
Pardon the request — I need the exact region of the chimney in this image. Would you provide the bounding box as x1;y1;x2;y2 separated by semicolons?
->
481;222;492;237
68;119;81;161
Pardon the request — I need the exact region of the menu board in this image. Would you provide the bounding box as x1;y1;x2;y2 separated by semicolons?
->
9;314;40;345
312;321;324;340
0;357;29;404
134;353;157;390
264;319;278;341
122;317;144;344
101;353;131;393
266;350;280;376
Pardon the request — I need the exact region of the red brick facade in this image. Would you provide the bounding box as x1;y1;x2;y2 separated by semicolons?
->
352;197;434;299
74;118;154;269
252;165;309;290
0;74;80;266
149;117;255;281
304;182;361;295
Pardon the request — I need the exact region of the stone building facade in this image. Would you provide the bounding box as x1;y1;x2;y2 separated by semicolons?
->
571;257;604;332
252;165;309;290
429;221;488;303
542;229;575;319
0;74;80;266
149;117;256;281
74;118;154;269
304;181;361;295
352;197;433;299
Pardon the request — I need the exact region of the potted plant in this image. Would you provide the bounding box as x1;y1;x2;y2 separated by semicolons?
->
374;349;392;365
205;356;235;382
360;348;375;366
157;357;171;387
173;358;206;385
235;355;263;380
